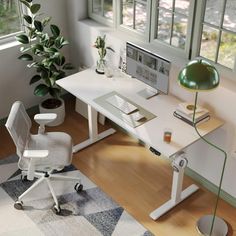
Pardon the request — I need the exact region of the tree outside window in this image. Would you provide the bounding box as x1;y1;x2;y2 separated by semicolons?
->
155;0;191;50
199;0;236;70
0;0;22;38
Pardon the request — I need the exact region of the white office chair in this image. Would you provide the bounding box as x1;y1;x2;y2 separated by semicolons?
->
5;101;83;214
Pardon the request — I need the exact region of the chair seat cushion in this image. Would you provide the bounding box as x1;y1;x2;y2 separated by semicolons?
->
19;132;73;172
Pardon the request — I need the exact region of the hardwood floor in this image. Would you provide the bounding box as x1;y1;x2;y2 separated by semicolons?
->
1;98;235;236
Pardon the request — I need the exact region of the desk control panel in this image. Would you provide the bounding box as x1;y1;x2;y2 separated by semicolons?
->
149;147;161;156
106;94;138;115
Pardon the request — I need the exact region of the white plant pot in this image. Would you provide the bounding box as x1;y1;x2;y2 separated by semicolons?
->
39;98;65;126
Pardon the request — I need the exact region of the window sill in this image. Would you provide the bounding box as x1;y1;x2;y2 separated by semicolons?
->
80;19;189;68
80;18;236;85
0;39;21;51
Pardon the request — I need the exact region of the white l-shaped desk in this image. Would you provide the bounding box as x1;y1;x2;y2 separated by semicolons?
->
57;68;223;220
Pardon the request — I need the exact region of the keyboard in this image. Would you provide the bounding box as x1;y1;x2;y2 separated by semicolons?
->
106;94;138;114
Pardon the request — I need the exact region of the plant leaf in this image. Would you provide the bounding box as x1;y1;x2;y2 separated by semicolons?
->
106;46;115;52
50;25;60;37
34;20;43;32
30;75;41;84
20;46;31;53
61;39;69;47
40;69;49;79
55;36;68;49
62;63;74;70
30;4;41;14
18;54;33;61
49;87;61;99
49;77;56;86
23;15;32;24
25;0;33;2
32;44;44;53
19;0;30;8
55;54;65;66
44;47;58;53
57;70;66;79
27;62;37;68
15;34;29;44
42;17;52;26
34;84;49;97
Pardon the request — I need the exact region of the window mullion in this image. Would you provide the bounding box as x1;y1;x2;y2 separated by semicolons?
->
101;0;104;17
170;0;175;45
133;1;136;30
215;0;227;63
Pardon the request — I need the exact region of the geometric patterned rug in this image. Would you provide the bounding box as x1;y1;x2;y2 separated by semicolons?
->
0;155;154;236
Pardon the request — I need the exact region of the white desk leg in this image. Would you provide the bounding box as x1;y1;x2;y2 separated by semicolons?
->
73;105;116;153
150;153;199;220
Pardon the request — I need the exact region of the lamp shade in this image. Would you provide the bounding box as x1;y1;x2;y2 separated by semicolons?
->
178;59;220;91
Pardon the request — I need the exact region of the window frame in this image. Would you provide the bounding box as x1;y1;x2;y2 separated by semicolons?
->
150;0;196;59
88;0;152;42
88;0;115;27
117;0;152;42
191;0;236;77
0;0;24;45
88;0;236;80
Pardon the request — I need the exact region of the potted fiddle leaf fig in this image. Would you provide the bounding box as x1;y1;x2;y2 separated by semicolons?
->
16;0;73;126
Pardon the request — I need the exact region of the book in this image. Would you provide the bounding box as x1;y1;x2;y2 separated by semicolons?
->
173;111;210;126
175;109;209;122
176;102;209;122
177;102;205;115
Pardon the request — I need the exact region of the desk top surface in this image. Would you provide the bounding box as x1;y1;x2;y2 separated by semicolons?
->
57;68;223;158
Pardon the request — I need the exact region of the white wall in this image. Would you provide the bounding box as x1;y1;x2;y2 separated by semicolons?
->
66;17;236;199
0;0;70;118
66;0;88;69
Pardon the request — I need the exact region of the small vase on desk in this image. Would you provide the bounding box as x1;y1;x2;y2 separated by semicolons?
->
96;58;106;74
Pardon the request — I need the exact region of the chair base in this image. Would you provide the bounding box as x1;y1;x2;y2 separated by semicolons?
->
15;171;83;214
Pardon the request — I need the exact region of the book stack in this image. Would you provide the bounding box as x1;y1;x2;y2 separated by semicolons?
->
173;102;210;126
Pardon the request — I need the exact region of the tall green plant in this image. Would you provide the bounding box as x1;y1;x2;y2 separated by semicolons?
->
16;0;73;99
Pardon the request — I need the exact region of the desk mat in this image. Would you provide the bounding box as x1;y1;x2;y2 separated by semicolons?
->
94;91;156;128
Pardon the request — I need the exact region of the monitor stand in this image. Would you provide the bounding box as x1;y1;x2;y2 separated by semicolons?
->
137;86;159;99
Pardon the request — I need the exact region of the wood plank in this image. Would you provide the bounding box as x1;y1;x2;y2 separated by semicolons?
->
0;97;235;236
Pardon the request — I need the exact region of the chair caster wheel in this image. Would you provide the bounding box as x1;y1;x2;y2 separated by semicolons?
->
21;175;28;182
14;201;23;210
52;204;61;215
74;183;83;193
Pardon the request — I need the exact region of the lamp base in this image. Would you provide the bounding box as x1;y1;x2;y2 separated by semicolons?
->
196;215;228;236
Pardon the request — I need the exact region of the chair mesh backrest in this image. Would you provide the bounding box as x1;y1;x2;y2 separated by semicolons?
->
5;101;32;159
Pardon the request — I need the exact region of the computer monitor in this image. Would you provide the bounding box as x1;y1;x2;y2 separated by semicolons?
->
126;42;171;99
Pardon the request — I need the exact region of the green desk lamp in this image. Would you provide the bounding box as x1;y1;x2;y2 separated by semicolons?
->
178;59;228;236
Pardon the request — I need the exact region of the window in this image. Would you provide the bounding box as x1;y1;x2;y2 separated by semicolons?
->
89;0;113;24
0;0;22;40
89;0;236;75
89;0;151;39
121;0;148;33
197;0;236;70
153;0;194;52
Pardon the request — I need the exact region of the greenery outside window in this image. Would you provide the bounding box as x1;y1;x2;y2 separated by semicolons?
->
0;0;23;43
153;0;194;52
89;0;113;26
196;0;236;70
89;0;236;78
121;0;148;33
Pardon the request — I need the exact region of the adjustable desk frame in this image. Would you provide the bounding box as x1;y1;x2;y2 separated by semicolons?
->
57;69;223;220
73;105;116;153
